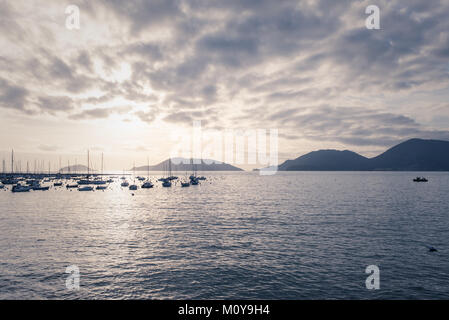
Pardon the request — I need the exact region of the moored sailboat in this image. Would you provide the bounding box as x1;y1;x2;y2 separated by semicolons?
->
129;162;138;190
78;186;94;191
161;158;172;187
141;158;154;188
12;185;31;192
78;150;93;185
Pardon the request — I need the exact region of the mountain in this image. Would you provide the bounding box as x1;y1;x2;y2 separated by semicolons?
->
279;150;370;171
59;165;95;173
278;138;449;171
370;138;449;171
131;158;244;172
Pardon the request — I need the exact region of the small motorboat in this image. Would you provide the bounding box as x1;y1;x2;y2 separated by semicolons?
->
181;181;190;187
54;182;63;187
78;186;94;191
66;183;79;189
129;184;138;190
96;185;107;190
121;181;130;187
413;177;428;182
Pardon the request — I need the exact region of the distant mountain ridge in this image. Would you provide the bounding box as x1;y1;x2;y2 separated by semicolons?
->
278;138;449;171
131;158;243;171
60;165;94;173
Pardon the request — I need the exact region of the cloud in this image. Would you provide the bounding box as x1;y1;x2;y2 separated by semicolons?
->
1;0;449;156
134;110;158;124
76;50;94;72
37;96;74;114
266;104;449;148
0;78;30;112
99;0;182;35
69;106;132;120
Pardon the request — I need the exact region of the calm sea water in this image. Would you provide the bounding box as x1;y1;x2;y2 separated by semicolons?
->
1;171;448;299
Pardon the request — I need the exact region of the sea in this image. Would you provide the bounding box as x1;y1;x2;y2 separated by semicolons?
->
0;171;448;299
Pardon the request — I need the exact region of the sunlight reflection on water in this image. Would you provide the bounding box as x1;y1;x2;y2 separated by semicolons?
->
0;171;449;299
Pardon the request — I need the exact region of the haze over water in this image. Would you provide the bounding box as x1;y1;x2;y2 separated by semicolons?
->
1;171;448;299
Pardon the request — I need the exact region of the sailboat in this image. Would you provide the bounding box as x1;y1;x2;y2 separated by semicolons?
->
96;153;108;190
2;150;18;185
189;158;199;185
180;162;190;187
78;185;94;191
12;185;31;192
129;162;138;190
162;158;172;187
121;181;129;187
141;157;154;189
121;168;129;187
54;162;64;186
78;150;93;191
168;158;178;180
31;184;50;191
181;181;190;187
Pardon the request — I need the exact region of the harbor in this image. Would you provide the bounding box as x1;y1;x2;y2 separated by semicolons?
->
1;150;209;192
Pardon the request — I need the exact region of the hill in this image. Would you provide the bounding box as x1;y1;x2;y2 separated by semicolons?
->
131;158;244;172
59;165;95;173
278;138;449;171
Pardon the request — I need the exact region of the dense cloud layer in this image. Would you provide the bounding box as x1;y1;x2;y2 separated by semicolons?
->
1;0;449;157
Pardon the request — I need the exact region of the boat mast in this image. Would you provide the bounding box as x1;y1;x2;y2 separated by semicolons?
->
11;149;14;175
169;157;172;177
87;150;90;177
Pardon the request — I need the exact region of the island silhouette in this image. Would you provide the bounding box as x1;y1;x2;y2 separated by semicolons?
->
277;138;449;171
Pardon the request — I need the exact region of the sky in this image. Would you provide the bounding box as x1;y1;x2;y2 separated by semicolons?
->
1;0;449;171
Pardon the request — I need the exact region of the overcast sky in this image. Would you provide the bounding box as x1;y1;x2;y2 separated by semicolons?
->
1;0;449;171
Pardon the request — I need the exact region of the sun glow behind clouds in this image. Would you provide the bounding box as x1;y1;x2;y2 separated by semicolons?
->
1;0;449;170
